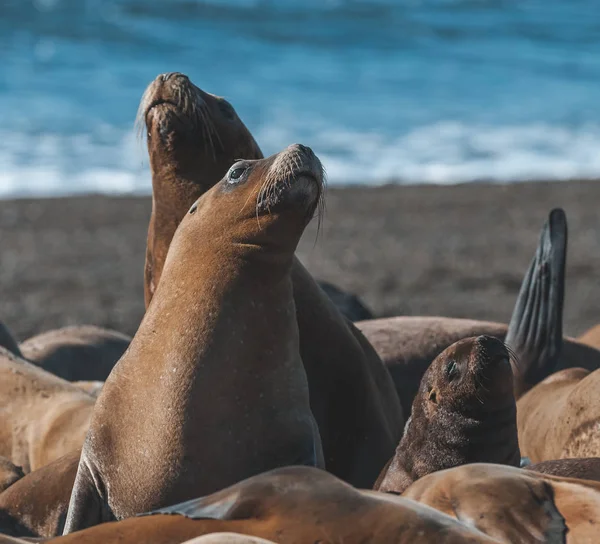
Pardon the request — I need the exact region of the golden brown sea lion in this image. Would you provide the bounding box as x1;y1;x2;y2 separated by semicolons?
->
517;366;600;462
0;348;94;473
0;458;23;493
55;467;498;543
578;324;600;350
138;72;403;488
403;463;600;543
63;145;327;532
375;335;520;494
0;451;79;538
19;325;130;382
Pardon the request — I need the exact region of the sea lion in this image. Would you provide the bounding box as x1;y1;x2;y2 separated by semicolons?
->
517;366;600;462
19;325;130;382
0;451;79;538
0;458;23;493
375;335;520;494
138;72;403;487
0;347;94;473
54;467;497;543
528;458;600;482
403;463;600;544
63;145;326;532
0;321;21;357
578;323;600;350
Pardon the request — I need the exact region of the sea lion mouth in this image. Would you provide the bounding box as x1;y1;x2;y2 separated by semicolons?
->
144;99;178;120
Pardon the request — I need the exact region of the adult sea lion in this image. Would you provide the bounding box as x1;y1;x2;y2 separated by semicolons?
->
63;145;326;532
55;467;497;543
20;325;131;382
0;347;94;473
138;72;403;487
0;451;79;538
375;335;520;494
403;463;600;544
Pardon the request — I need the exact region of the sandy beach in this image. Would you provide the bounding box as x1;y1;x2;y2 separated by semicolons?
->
1;179;599;343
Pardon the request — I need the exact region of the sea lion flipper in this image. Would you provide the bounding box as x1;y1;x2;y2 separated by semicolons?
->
505;208;567;397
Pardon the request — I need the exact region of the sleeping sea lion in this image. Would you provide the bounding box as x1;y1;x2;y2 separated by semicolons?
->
63;145;326;532
137;72;403;487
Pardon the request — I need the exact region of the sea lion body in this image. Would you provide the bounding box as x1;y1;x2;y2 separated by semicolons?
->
0;348;94;473
403;463;600;544
517;367;600;462
53;467;497;544
357;316;600;416
376;335;520;493
63;146;325;532
139;72;402;488
0;451;79;538
20;325;130;382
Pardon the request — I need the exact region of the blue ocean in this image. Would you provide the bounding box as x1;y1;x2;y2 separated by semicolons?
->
1;0;599;198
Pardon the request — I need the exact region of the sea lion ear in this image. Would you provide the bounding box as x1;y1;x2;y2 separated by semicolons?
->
505;208;567;398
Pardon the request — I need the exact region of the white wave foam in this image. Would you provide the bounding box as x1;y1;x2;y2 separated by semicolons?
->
1;121;600;199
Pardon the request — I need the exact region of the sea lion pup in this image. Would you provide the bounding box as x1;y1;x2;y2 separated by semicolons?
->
375;335;520;494
403;463;600;544
20;325;131;382
139;72;403;487
504;208;567;398
0;451;79;538
0;321;21;357
63;145;326;533
528;458;600;482
578;323;600;350
0;347;95;473
54;467;497;544
0;458;23;493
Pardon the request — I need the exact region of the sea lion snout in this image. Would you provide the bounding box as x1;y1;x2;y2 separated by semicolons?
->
472;335;510;367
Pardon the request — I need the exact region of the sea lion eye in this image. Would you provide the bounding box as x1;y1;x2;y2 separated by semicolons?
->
189;202;198;215
446;361;459;381
227;162;248;184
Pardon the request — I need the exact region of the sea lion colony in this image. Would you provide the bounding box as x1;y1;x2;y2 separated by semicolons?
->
2;74;600;544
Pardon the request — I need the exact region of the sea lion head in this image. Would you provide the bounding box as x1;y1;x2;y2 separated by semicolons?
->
138;72;262;190
172;144;325;260
376;335;520;494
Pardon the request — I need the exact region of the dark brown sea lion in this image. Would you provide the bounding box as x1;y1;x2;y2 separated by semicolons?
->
54;467;498;543
403;463;600;544
0;321;21;357
528;458;600;482
0;451;79;538
375;335;520;494
138;72;403;488
63;145;326;532
0;458;23;493
578;324;600;350
517;366;600;462
19;325;130;382
0;348;94;473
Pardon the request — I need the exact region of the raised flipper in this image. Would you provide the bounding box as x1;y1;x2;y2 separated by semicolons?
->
505;208;567;398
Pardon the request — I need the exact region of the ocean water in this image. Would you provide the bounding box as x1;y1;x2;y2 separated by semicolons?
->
1;0;599;197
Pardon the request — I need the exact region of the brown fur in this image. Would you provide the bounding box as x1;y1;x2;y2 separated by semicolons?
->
53;467;497;544
376;336;520;494
0;347;94;473
20;325;130;382
181;536;277;544
138;72;403;488
357;316;600;416
517;367;600;462
578;324;600;350
0;451;79;538
63;145;326;532
0;458;24;493
528;458;600;482
404;463;600;544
